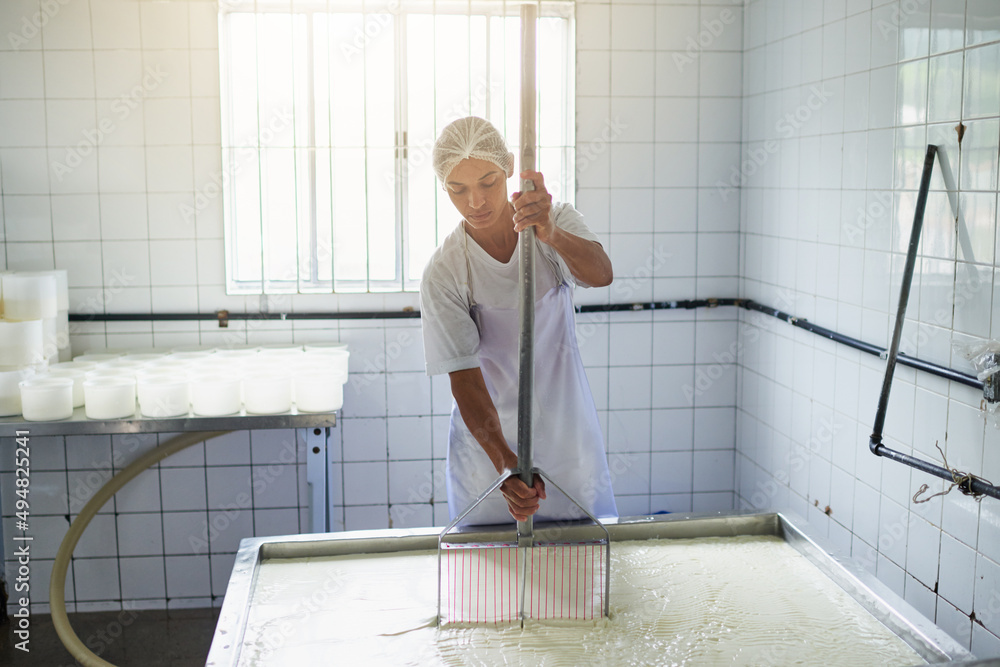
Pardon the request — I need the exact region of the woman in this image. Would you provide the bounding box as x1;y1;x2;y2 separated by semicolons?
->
420;116;617;525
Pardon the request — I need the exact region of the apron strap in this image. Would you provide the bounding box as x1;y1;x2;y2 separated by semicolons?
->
462;223;478;308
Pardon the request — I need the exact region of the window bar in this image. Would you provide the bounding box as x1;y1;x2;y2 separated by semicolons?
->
323;4;336;293
264;12;278;293
483;1;491;124
432;0;439;247
868;144;1000;501
254;11;267;294
305;11;319;287
564;5;576;201
467;0;472;115
362;0;372;292
395;12;407;292
219;12;238;294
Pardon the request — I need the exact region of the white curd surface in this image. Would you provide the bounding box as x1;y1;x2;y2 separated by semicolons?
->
236;535;923;666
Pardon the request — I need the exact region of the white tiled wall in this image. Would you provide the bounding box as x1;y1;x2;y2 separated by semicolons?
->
737;0;1000;655
0;429;308;612
576;0;742;516
0;0;740;612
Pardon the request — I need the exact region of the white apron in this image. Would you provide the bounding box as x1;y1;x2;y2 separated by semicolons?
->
446;234;618;526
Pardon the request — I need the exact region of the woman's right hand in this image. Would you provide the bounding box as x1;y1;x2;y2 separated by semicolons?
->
497;449;547;521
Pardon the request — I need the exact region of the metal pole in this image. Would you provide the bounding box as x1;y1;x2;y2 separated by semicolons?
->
875;445;1000;500
871;144;937;445
517;2;537;625
863;147;1000;501
516;2;536;547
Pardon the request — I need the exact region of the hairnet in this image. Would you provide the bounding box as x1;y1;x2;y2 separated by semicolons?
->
432;116;515;187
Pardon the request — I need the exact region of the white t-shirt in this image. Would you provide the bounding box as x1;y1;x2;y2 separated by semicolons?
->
420;202;600;376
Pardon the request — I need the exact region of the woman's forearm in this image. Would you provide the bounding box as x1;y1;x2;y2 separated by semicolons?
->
449;367;517;472
544;226;613;287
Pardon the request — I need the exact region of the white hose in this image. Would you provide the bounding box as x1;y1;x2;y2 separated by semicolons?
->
50;430;231;667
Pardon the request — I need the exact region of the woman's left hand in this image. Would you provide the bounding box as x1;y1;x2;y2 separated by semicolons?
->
512;170;557;245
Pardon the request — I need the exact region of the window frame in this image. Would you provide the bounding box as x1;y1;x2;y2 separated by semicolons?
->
219;0;576;296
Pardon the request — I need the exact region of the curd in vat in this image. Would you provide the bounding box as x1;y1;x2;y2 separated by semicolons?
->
236;536;923;666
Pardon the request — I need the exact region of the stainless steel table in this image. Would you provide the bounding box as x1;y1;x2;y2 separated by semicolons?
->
0;407;335;436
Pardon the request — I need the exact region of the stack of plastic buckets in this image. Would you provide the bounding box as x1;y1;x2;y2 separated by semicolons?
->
0;270;70;419
0;267;351;421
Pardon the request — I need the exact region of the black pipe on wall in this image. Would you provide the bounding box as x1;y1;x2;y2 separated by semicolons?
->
67;297;982;390
864;145;999;501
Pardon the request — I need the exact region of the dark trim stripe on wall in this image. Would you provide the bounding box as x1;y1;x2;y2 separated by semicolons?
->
68;298;982;390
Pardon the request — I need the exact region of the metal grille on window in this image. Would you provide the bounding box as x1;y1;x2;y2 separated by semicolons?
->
219;0;575;295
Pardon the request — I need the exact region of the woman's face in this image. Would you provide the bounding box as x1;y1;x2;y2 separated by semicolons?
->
445;158;509;231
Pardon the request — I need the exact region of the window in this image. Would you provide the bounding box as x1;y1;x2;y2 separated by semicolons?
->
219;0;575;295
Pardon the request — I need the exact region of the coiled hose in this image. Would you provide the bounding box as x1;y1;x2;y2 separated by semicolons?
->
50;430;231;667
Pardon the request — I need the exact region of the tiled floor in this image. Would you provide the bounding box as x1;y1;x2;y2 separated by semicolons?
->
1;607;220;666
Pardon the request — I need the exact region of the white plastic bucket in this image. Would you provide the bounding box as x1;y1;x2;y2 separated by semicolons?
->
138;373;190;418
0;367;35;416
293;373;344;412
73;353;122;366
297;351;349;382
243;372;292;414
47;368;86;408
2;273;58;321
137;361;191;378
20;376;74;421
83;376;137;419
50;361;98;373
190;375;242;416
214;346;260;359
303;341;348;352
121;353;166;364
86;367;134;380
56;311;71;361
171;344;216;354
169;350;216;362
258;343;303;355
0;320;44;366
107;359;151;377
